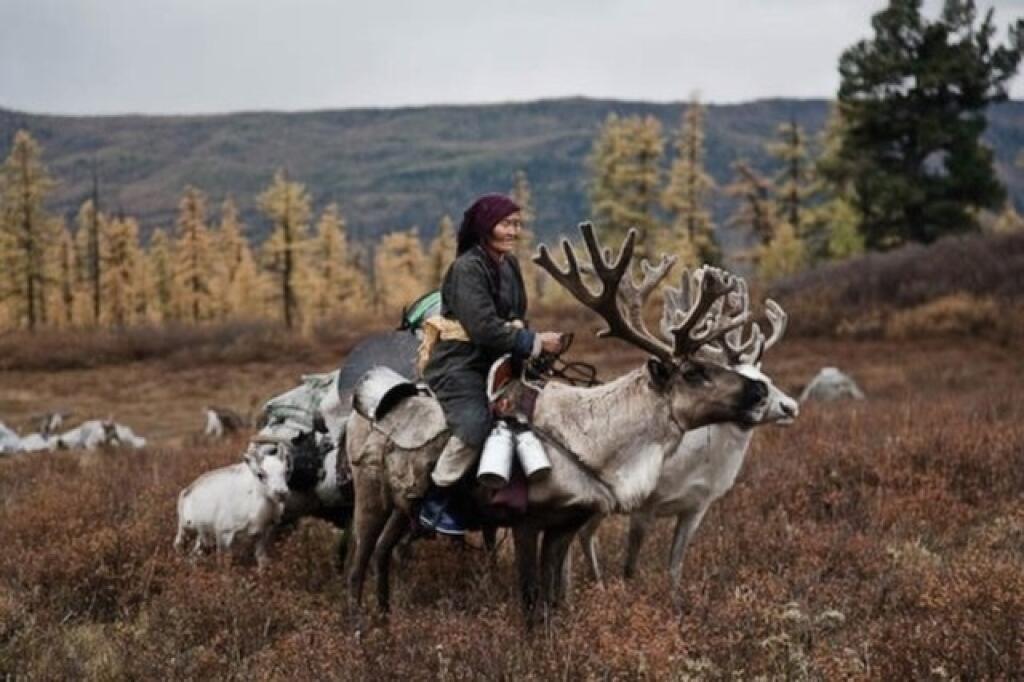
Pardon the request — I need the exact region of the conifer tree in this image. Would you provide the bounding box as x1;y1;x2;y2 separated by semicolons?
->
663;95;719;265
212;197;253;319
174;186;216;323
374;228;426;313
807;105;864;261
147;228;176;323
259;170;312;329
510;169;543;302
426;214;456;288
767;118;812;235
229;245;265;319
758;222;808;281
102;215;143;327
0;130;58;331
832;0;1023;247
311;202;369;318
54;221;76;326
74;199;105;325
588;114;665;259
589;113;627;234
725;161;779;247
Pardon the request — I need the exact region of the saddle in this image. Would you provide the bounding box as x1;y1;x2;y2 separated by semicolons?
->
352;366;448;449
486;355;543;424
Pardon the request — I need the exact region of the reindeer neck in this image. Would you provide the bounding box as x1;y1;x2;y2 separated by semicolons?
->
533;366;683;511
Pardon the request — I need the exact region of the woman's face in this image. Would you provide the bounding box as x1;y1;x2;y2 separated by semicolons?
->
486;212;523;256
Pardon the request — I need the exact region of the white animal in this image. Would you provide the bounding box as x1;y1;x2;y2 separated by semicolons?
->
0;421;19;454
577;282;798;590
17;433;58;453
35;410;71;436
174;442;291;568
800;367;865;402
57;419;146;450
203;406;247;439
254;420;351;529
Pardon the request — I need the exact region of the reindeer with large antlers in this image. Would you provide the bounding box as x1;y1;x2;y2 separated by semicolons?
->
344;223;780;623
576;269;798;594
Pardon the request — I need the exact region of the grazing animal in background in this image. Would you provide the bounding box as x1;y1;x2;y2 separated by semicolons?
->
577;278;798;591
56;419;147;450
0;421;20;455
174;441;292;568
34;410;71;437
346;224;781;623
203;406;248;439
16;432;58;453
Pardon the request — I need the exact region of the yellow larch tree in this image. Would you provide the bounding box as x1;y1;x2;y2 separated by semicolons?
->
663;95;719;266
426;214;456;289
311;202;369;319
146;228;176;323
101;215;144;327
74;199;106;325
173;186;216;323
588;114;665;260
0;130;59;331
374;228;426;315
52;220;76;327
212;196;256;319
509;169;544;303
258;170;312;329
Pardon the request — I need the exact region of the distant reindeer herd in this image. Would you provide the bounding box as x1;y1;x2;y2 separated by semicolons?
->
169;222;801;626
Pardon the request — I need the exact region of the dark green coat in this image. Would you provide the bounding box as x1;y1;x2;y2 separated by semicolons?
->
423;245;535;448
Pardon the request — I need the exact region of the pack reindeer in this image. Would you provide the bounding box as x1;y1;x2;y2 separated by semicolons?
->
576;272;798;590
345;223;780;622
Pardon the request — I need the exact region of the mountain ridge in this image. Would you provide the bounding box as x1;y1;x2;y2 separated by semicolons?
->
1;97;1021;249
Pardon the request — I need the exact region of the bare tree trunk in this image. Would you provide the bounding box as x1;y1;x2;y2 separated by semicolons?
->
20;149;37;331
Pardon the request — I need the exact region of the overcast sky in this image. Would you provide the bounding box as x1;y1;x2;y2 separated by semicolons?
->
1;0;1022;116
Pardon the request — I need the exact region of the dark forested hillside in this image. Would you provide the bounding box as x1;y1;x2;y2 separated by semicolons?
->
1;98;1021;246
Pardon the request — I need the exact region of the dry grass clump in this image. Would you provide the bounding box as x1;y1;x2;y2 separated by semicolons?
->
1;337;1023;678
0;316;383;372
883;292;1003;339
769;230;1024;340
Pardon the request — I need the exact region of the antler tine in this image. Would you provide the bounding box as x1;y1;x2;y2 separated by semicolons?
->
718;276;761;365
727;322;765;365
618;253;677;337
579;251;677;335
668;267;748;357
750;298;788;364
534;223;674;362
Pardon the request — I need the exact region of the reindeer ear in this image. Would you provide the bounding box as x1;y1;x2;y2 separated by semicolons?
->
646;357;673;391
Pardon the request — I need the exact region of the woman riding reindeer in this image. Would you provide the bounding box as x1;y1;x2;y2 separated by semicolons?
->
418;193;564;535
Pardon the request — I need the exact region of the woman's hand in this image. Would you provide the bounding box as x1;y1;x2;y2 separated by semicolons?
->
538;331;565;354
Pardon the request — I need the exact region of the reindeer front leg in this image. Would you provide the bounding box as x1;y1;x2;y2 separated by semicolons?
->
513;526;540;625
624;509;655;579
576;515;605;585
668;507;707;587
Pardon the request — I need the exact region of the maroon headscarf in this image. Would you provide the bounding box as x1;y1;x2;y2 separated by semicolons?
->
456;193;521;255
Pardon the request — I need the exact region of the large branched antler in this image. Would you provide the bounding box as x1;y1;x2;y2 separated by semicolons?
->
533;223;676;364
659;266;748;358
582;250;677;347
